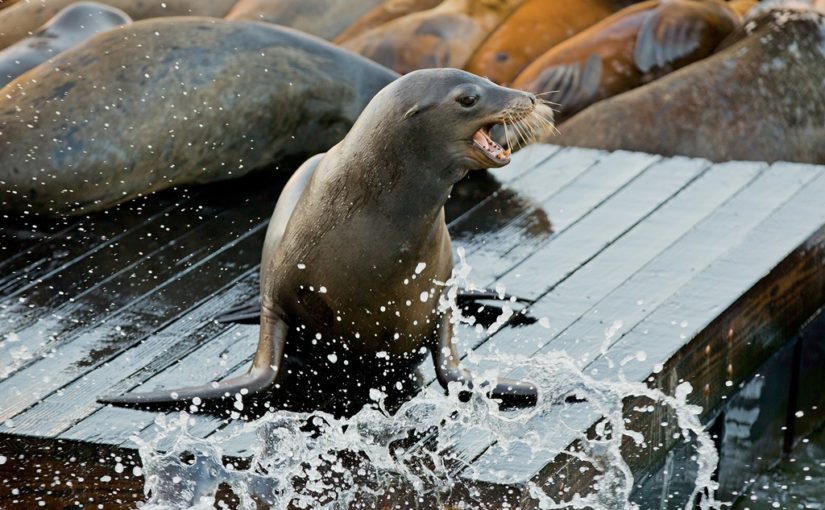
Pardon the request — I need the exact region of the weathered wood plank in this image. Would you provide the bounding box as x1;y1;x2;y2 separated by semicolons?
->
0;193;195;301
456;150;660;283
494;156;711;300
472;163;825;486
443;161;767;478
0;216;267;426
62;324;258;445
0;434;145;509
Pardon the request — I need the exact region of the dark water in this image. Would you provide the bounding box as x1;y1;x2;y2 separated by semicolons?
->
733;424;825;509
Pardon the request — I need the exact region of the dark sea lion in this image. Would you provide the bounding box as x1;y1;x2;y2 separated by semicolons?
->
333;0;444;43
0;0;236;50
0;2;130;88
100;69;553;413
0;18;398;216
341;0;523;74
225;0;384;41
512;0;745;122
551;6;825;164
464;0;640;86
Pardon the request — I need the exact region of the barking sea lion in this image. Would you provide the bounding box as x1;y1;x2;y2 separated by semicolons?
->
100;69;554;413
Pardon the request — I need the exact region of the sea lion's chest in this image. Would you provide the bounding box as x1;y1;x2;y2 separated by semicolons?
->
277;212;453;360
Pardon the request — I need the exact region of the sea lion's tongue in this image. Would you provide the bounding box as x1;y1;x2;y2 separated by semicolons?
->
473;127;510;160
473;129;493;150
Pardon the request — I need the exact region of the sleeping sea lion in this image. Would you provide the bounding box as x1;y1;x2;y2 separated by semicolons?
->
550;6;825;164
225;0;384;41
464;0;640;86
99;69;553;413
0;17;398;216
0;2;130;88
512;0;747;122
0;0;236;50
341;0;523;74
333;0;444;44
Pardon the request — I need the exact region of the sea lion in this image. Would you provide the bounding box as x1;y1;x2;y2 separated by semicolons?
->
99;69;552;413
341;0;523;74
511;0;746;122
333;0;444;43
0;0;236;50
0;18;398;216
0;2;130;88
225;0;384;41
550;6;825;164
464;0;640;86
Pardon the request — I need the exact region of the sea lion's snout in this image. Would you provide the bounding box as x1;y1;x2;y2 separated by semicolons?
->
467;89;543;167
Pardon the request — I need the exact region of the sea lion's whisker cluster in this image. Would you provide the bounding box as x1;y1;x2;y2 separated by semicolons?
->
502;101;557;152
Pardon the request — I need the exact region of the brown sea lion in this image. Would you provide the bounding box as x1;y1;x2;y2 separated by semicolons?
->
512;0;746;122
0;2;130;88
551;6;825;164
225;0;384;40
341;0;523;74
464;0;640;86
0;18;398;216
333;0;444;43
99;69;552;413
0;0;236;50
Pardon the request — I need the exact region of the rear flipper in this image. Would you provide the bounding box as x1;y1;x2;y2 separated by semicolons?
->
215;297;261;325
215;288;530;325
431;318;538;409
99;309;288;412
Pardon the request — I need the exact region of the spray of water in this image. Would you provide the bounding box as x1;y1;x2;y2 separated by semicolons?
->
134;252;721;509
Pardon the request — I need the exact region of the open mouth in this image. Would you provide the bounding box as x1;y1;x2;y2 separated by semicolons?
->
472;125;511;165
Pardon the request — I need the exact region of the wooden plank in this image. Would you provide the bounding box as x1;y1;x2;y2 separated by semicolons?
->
444;162;767;480
459;150;660;284
0;215;268;426
0;181;273;382
0;434;145;509
491;156;711;301
0;192;194;300
58;320;259;444
450;147;604;244
446;145;564;230
520;162;815;373
472;164;825;487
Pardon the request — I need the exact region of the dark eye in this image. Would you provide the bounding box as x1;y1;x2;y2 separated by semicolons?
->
457;95;479;108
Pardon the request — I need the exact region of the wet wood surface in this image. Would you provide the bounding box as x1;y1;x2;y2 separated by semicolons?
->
1;144;824;507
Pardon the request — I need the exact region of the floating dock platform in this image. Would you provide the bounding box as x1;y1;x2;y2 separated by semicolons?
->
1;144;824;508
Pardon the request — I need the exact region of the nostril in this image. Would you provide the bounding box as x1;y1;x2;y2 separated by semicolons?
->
528;94;536;106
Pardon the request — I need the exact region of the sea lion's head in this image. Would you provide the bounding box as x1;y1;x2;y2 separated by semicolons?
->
344;68;554;182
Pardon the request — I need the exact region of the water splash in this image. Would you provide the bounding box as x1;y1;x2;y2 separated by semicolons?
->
135;254;721;509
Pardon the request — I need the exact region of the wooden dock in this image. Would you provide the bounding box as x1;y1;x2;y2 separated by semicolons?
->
2;144;825;508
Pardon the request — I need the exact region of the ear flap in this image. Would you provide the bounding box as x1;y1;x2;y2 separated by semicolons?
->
404;104;420;119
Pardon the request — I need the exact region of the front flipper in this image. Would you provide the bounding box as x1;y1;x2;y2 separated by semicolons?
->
518;54;602;121
215;288;530;325
431;317;538;409
99;309;288;411
634;0;739;75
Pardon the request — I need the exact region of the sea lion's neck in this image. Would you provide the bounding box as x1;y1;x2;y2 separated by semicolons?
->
333;137;464;222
